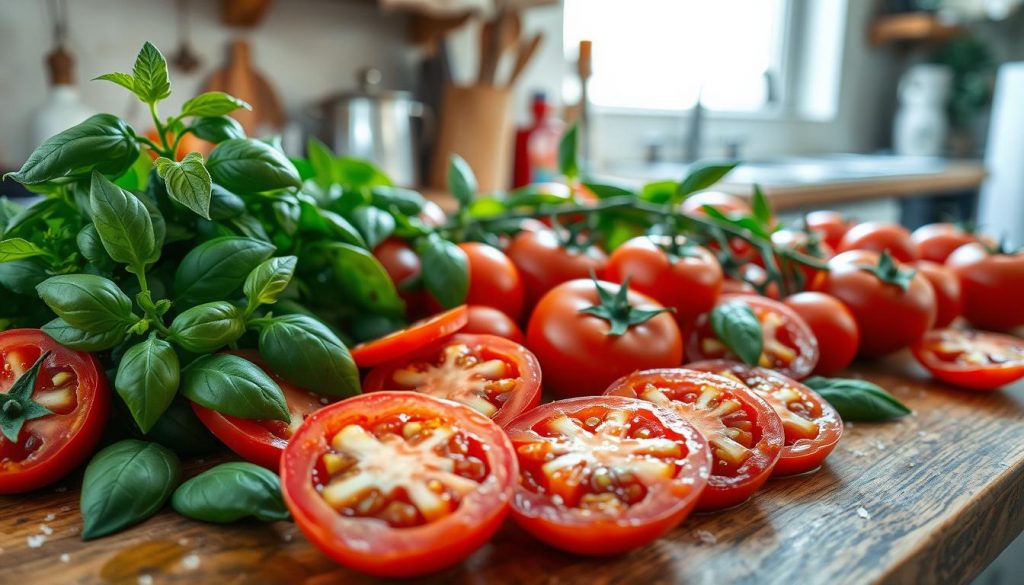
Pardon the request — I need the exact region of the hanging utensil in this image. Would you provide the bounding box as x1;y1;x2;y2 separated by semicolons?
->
171;0;201;73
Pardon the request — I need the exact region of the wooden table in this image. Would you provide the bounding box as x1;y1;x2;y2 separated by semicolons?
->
3;355;1023;585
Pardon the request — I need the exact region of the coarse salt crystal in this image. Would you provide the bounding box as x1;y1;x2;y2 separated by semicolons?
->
60;553;70;563
26;535;46;548
59;506;71;513
39;525;53;536
181;554;200;570
694;530;717;545
43;513;56;522
320;397;329;405
138;575;153;585
856;506;871;520
177;538;189;546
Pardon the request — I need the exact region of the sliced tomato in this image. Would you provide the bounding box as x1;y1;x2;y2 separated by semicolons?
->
605;368;783;510
280;392;517;578
0;329;109;494
911;328;1024;391
191;350;334;470
505;396;710;555
350;305;468;367
362;334;541;427
686;360;843;476
687;294;819;380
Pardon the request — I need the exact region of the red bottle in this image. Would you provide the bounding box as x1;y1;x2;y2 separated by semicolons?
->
513;93;565;188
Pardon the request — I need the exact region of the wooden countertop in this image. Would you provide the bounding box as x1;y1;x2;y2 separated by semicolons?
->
3;355;1022;585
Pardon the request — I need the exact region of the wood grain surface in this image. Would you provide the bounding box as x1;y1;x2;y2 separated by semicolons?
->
2;354;1023;585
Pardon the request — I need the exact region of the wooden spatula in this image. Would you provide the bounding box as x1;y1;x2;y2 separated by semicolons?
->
202;39;284;134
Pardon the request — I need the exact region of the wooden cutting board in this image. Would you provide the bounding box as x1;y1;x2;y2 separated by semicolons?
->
202;39;285;134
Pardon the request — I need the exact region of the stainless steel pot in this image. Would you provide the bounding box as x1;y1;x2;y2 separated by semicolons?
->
311;68;427;187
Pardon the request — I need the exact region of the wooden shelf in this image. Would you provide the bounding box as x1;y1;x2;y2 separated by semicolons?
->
870;12;966;46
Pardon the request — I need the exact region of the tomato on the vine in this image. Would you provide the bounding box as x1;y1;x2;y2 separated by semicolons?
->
461;305;525;343
837;221;918;263
680;191;751;217
280;392;517;578
805;210;853;250
374;238;424;317
506;229;608;308
506;395;710;554
911;223;985;264
362;333;541;428
915;261;962;328
603;236;723;327
526;279;683;397
0;329;109;494
605;368;783;510
782;292;859;376
912;329;1024;391
813;250;936;357
687;294;819;380
946;243;1024;331
454;242;524;321
192;350;332;470
350;305;468;367
686;361;843;476
769;228;833;286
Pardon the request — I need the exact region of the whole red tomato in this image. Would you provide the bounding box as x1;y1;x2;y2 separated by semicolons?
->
723;263;779;300
769;229;834;286
680;191;751;217
911;223;983;264
946;243;1024;331
915;261;962;328
526;279;683;397
506;229;608;308
837;222;918;263
782;292;859;376
461;305;525;343
805;210;853;250
373;238;424;317
455;242;524;321
813;250;936;357
603;236;723;327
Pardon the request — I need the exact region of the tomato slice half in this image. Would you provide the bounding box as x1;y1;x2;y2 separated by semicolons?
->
280;392;517;578
191;350;335;470
687;360;843;476
362;333;541;427
350;305;468;367
605;368;783;510
911;328;1024;391
0;329;109;494
687;294;820;380
505;396;710;555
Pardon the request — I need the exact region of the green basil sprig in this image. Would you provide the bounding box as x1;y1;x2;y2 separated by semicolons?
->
710;301;763;366
35;274;135;334
803;376;911;421
154;152;213;220
80;440;181;540
89;171;158;271
180;354;290;421
206;138;301;193
257;314;360;397
3;114;139;185
115;335;180;433
168;301;246;353
244;255;297;311
173;236;275;305
171;462;290;523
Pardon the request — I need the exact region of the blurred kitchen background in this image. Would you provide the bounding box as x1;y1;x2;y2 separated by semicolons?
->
2;0;1024;243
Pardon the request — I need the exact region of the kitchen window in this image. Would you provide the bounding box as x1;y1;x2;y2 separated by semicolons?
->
563;0;791;113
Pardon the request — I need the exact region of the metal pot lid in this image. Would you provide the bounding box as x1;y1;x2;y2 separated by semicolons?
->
322;67;417;103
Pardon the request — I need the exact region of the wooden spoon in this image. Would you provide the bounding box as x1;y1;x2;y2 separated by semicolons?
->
507;32;543;87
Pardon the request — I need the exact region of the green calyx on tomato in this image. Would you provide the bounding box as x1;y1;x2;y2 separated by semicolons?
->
858;250;915;291
578;277;672;336
0;352;53;442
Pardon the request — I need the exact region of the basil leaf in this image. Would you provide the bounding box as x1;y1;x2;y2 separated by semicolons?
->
0;259;50;295
244;256;297;307
154;152;213;219
80;440;181;540
116;336;180;433
319;209;366;247
143;397;222;455
209;184;246;220
174;236;275;305
94;72;136;93
171;462;289;523
349;206;395;249
558;124;579;180
418;235;468;309
328;242;404;316
36;274;134;333
641;180;680;204
447;154;477;209
710;301;763;366
180;91;251;117
181;354;289;421
114;151;152;192
42;317;126;351
676;162;738;200
207;138;301;192
583;181;635;199
0;238;49;263
168;301;246;353
189;116;245;143
370;185;425;215
89;171;157;270
4;114;139;185
272;199;300;236
130;41;171;103
76;224;114;269
307;137;337;190
751;184;773;227
335;157;391;187
258;314;360;397
803;376;912;422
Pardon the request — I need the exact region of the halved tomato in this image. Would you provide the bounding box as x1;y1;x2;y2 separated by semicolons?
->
911;328;1024;391
192;350;334;470
0;329;109;494
605;369;783;510
686;360;843;476
350;305;468;367
362;333;541;427
280;392;517;578
505;396;710;555
687;294;819;380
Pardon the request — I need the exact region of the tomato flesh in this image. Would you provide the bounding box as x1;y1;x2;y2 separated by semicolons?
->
912;329;1024;391
506;396;710;555
605;369;783;510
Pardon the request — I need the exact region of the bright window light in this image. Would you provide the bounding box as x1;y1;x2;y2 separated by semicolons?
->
563;0;789;112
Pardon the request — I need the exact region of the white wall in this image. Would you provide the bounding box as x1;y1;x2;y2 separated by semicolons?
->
0;0;417;165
